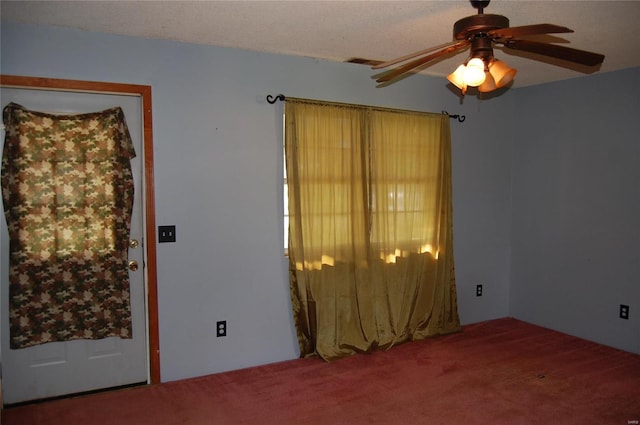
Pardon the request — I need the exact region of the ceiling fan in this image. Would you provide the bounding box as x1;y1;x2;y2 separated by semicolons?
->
371;0;605;95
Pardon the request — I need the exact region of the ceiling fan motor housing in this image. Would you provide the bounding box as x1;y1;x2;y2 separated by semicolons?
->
470;35;494;60
454;14;509;40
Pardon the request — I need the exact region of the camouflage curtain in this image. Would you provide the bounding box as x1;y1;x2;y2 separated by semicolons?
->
1;102;136;349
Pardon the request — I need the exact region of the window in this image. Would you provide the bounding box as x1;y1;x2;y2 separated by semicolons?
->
284;99;451;268
283;145;289;254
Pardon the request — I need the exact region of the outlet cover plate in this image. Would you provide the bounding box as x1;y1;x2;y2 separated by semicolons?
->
216;320;227;337
620;305;629;320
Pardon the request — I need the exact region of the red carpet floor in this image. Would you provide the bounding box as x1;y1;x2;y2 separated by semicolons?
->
4;318;640;424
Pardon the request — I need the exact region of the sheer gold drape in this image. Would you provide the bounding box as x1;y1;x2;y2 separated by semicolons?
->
285;99;460;361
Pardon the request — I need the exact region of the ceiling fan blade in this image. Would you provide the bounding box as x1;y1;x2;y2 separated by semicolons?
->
503;39;604;66
375;41;469;83
490;23;573;39
372;41;460;70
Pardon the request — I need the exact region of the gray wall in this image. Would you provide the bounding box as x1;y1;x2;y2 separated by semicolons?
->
4;20;635;385
510;68;640;353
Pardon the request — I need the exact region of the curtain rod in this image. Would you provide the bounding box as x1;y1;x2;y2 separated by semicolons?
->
265;94;465;123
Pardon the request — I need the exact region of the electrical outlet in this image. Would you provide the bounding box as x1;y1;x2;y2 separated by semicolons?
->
620;305;629;320
476;284;483;297
216;320;227;337
158;225;176;243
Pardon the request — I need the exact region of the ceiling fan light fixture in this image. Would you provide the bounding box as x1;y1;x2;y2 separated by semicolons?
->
488;59;517;88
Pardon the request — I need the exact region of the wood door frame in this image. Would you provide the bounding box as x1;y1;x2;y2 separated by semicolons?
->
0;75;161;385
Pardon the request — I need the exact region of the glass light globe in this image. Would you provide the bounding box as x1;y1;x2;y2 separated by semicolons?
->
463;58;486;87
447;64;467;90
488;59;517;88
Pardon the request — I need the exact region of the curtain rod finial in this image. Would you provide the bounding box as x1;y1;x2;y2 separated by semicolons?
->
267;94;285;104
442;110;466;123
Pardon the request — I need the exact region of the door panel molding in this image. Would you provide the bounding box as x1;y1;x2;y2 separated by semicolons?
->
0;75;160;385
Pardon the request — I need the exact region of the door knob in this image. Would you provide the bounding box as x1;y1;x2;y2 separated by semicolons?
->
128;260;139;271
129;239;139;249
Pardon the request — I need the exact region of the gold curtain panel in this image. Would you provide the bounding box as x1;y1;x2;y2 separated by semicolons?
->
285;98;460;361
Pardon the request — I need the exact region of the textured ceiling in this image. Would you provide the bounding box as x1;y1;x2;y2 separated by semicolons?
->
2;1;640;88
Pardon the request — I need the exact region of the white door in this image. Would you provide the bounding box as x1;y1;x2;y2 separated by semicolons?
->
0;88;148;404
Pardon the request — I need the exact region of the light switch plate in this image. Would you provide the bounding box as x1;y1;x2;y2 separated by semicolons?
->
158;225;176;243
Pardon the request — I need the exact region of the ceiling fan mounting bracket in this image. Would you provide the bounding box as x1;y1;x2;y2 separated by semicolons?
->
470;0;491;12
454;14;510;40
